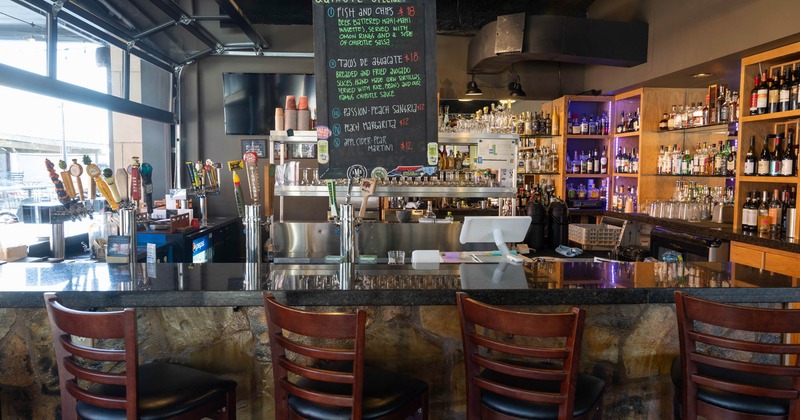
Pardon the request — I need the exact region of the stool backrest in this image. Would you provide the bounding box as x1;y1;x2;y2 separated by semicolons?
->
263;292;366;419
43;292;139;420
674;291;800;417
456;292;586;420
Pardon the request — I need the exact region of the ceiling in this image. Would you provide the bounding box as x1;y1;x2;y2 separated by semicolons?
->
0;0;597;69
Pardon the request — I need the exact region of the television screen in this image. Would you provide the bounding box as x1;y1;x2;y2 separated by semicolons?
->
222;73;316;135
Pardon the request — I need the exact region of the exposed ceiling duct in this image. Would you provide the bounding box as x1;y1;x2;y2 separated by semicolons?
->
468;14;648;74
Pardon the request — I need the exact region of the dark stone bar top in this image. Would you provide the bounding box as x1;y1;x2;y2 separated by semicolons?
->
576;209;800;253
0;260;797;308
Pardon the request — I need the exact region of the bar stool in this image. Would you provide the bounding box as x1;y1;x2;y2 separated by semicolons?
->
262;292;428;419
456;292;604;420
672;291;800;419
43;292;237;420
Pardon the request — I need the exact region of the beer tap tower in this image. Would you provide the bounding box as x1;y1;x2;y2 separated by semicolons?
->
44;159;94;261
184;159;222;227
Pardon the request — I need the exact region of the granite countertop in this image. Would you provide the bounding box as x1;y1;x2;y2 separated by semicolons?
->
0;260;797;308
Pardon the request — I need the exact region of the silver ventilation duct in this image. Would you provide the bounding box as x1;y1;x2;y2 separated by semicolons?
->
468;14;648;74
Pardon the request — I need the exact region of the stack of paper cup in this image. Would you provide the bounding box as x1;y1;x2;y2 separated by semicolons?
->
284;96;297;130
275;108;285;131
297;96;311;131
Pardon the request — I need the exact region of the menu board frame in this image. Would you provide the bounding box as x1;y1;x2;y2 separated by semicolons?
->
313;0;438;180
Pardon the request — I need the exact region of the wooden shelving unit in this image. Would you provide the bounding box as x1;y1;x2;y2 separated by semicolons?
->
734;40;800;232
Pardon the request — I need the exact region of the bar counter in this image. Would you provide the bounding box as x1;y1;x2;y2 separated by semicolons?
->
0;260;795;419
0;260;795;308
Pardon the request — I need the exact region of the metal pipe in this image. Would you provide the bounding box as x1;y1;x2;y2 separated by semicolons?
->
245;204;262;264
339;203;355;263
199;195;208;227
245;262;260;290
51;221;65;260
120;208;137;263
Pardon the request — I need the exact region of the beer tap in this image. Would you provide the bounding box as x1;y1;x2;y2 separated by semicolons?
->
57;160;76;199
140;162;154;216
115;168;129;204
128;156;142;206
243;152;260;202
83;155;96;206
86;164;119;211
69;159;85;202
103;168;122;205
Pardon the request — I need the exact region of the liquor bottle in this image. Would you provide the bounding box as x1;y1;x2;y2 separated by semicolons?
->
757;135;770;176
630;148;639;173
593;149;601;174
725;141;736;176
674;105;683;129
769;134;783;176
716;88;727;123
681;149;692;175
768;72;781;114
720;90;731;123
659;111;669;131
757;72;769;114
632;108;640;132
780;69;792;112
757;190;772;234
580;150;588;174
741;192;753;232
702;97;710;125
580;114;589;135
769;189;783;233
572;114;580;134
545;113;552;135
714;141;725;176
600;146;608;174
744;136;756;176
782;131;796;176
668;105;677;130
729;90;740;122
572;150;580;174
749;75;760;116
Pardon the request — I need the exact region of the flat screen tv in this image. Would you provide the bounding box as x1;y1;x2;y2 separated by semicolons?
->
222;73;316;135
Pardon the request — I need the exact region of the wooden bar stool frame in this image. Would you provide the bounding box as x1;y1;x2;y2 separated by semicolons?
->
456;292;602;420
44;292;236;420
675;291;800;419
263;292;428;420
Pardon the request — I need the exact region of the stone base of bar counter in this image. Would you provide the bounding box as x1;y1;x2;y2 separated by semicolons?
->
0;303;694;419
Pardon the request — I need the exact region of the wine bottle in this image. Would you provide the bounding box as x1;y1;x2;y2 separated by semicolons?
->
769;189;783;233
757;135;770;176
750;75;760;116
780;69;792;112
744;136;757;176
600;146;608;174
757;190;772;234
757;72;769;114
768;72;781;114
787;187;798;240
770;134;783;176
782;131;797;176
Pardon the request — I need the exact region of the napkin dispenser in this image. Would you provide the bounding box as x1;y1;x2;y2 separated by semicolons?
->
712;204;733;223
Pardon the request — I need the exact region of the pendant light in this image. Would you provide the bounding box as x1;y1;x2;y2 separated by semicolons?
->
508;75;526;98
465;73;483;96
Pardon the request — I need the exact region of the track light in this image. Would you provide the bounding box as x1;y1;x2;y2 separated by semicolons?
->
508;76;525;98
465;74;482;96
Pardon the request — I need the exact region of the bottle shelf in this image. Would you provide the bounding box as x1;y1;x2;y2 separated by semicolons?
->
564;134;610;140
738;175;800;183
740;109;800;123
564;173;610;178
644;174;735;178
518;171;560;176
614;131;640;138
519;134;558;138
654;122;734;135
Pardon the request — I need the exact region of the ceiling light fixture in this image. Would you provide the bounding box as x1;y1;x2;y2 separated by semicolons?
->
508;76;526;98
690;72;713;78
465;74;483;96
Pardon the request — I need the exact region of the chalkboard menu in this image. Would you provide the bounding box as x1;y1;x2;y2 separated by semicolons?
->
313;0;437;180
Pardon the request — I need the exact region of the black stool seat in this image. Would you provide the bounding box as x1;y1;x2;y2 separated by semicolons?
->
288;365;428;420
76;362;237;420
671;357;790;417
480;368;605;419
